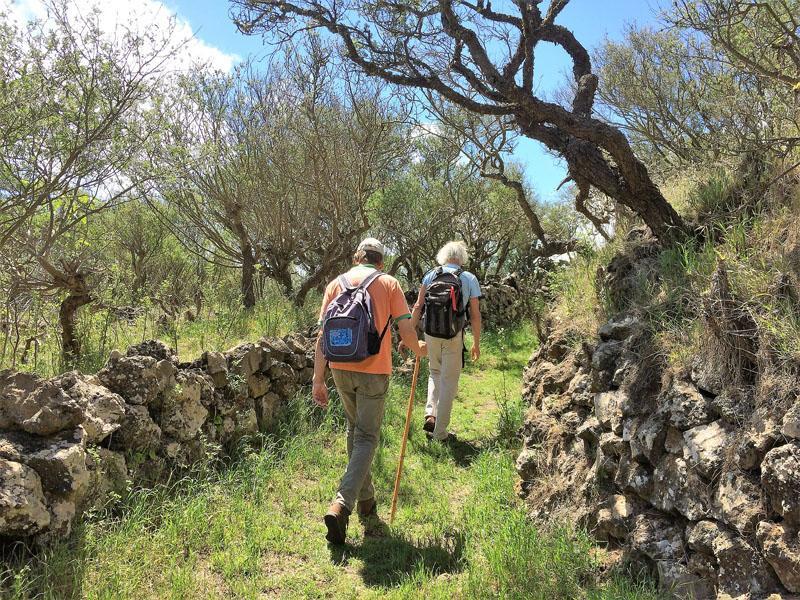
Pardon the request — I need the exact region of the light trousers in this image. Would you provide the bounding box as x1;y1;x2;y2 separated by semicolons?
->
424;332;463;440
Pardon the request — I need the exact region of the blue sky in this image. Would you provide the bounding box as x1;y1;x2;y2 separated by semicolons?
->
165;0;666;202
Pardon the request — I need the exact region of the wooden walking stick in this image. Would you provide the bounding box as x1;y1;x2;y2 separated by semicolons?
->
390;354;421;524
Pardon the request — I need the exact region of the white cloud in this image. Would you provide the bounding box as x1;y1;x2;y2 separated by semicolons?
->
2;0;239;73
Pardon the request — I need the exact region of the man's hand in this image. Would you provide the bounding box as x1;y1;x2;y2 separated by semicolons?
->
312;380;329;408
398;340;426;357
471;343;480;362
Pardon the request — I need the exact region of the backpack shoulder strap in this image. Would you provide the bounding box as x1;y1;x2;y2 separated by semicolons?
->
358;269;384;290
337;274;353;291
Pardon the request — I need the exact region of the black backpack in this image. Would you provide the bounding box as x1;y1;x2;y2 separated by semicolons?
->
423;267;466;339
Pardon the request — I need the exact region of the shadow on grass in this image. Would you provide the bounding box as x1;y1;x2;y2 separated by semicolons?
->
329;528;466;588
0;527;89;600
416;434;482;468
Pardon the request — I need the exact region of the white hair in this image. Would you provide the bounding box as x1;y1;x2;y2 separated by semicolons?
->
436;241;469;266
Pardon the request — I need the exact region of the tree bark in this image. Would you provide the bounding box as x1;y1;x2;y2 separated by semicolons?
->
60;292;93;364
241;242;256;310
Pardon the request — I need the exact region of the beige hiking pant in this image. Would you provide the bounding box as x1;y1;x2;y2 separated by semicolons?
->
424;332;464;440
330;369;390;512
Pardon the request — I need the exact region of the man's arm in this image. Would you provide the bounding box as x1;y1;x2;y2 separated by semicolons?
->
312;333;329;408
410;285;426;330
469;297;481;361
397;318;427;357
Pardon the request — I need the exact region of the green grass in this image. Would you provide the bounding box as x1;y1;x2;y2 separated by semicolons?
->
1;323;659;599
1;288;320;378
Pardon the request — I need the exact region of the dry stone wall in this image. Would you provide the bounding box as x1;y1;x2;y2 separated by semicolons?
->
479;276;528;329
0;334;314;542
517;310;800;599
405;272;541;331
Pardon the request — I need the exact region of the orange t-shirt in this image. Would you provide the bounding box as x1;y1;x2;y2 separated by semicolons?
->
319;265;411;375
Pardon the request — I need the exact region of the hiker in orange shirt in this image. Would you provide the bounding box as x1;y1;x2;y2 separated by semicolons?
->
312;238;427;545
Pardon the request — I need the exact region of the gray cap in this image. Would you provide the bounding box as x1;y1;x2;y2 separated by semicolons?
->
357;237;386;257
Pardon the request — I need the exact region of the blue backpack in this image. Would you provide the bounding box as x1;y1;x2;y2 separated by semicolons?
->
322;270;391;362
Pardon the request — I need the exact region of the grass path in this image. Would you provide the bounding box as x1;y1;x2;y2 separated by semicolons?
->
3;325;659;599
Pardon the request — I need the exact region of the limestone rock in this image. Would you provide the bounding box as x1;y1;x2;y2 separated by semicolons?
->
712;386;753;425
232;408;258;440
262;337;292;361
664;427;685;455
737;413;781;471
686;553;718;586
267;361;296;383
205;352;228;388
205;351;227;374
0;458;50;535
682;420;731;479
271;378;297;400
615;451;653;499
516;446;541;482
158;372;210;442
627;514;684;561
599;432;626;457
651;453;712;521
713;530;778;598
539;357;578;396
592;447;619;485
660;380;714;431
761;442;800;525
287;352;306;371
592;340;623;372
298;367;314;385
0;370;84;436
629;413;668;466
690;354;724;397
44;496;77;538
97;354;176;405
247;374;270;398
520;410;561;446
111;405;161;452
126;340;175;362
255;392;281;431
84;448;128;510
656;560;716;600
228;343;263;377
686;520;721;555
0;428;89;499
757;521;800;593
714;470;765;536
283;333;309;355
783;399;800;440
576;416;601;446
566;372;594;408
592;494;637;541
56;372;125;443
595;391;624;435
19;429;88;498
611;351;637;388
598;313;643;342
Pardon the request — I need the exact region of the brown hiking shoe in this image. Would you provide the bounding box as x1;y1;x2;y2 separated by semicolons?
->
357;498;387;537
324;502;350;545
357;498;377;518
423;416;436;432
